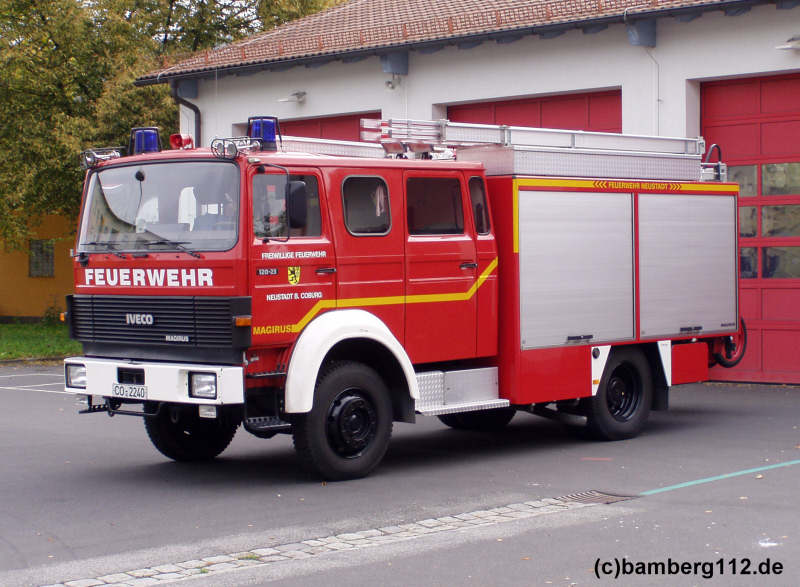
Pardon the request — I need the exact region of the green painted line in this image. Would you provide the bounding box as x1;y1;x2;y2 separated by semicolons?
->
641;459;800;496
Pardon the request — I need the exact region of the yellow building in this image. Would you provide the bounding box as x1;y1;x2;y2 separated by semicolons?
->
0;215;75;322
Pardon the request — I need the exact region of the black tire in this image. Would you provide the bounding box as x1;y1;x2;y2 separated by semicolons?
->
586;347;652;441
437;408;516;431
292;361;393;481
144;405;239;462
713;318;747;368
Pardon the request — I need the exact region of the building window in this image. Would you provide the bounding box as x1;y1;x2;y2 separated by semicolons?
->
763;247;800;279
29;239;55;277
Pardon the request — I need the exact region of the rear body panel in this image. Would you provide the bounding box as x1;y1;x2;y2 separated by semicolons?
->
487;176;739;405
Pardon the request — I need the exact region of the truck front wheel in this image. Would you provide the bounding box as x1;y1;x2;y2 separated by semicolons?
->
292;361;393;481
586;347;652;441
144;405;239;462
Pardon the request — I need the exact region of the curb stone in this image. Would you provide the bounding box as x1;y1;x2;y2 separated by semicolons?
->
38;493;604;587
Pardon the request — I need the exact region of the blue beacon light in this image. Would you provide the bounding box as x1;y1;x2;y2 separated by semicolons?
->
130;128;162;155
248;117;279;152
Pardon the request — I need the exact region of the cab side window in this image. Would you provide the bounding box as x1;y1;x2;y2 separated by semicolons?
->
469;177;491;235
253;174;322;238
342;176;391;235
406;177;464;235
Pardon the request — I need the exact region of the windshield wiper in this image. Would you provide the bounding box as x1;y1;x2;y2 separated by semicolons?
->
141;240;202;258
83;241;127;259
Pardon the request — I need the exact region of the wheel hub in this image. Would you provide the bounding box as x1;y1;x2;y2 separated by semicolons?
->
725;333;743;360
606;367;640;422
327;389;377;457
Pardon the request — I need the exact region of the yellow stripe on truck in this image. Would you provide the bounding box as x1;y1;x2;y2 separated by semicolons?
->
515;178;739;193
290;257;499;333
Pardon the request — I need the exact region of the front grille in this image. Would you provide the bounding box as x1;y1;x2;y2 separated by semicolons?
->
69;295;245;348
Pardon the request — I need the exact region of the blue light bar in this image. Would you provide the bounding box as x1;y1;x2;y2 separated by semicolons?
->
129;128;162;155
247;117;279;152
251;119;275;140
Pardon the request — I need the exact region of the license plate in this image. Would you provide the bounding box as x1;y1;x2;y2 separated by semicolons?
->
111;384;148;400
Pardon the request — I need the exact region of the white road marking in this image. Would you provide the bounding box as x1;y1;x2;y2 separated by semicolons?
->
0;373;62;379
0;372;66;393
0;384;69;394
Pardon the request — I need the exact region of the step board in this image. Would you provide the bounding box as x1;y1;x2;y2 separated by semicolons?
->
415;367;509;416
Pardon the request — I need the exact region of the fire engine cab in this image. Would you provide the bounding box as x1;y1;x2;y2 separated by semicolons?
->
63;117;746;480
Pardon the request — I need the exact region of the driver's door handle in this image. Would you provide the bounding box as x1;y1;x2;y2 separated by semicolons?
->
460;262;478;269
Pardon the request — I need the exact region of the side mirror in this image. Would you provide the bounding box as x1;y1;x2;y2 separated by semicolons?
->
286;181;307;229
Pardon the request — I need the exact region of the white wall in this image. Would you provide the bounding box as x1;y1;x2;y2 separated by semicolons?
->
656;6;800;136
184;3;800;144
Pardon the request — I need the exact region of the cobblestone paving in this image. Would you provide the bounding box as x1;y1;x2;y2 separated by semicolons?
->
41;497;596;587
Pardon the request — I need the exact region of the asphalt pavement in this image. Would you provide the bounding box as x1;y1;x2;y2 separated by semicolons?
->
0;363;798;587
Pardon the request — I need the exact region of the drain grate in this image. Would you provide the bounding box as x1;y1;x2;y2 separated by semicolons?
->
558;490;639;505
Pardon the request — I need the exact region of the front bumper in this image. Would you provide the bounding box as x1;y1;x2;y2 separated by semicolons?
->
63;357;245;405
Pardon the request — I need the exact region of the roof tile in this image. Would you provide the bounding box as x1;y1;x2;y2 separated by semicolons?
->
139;0;732;83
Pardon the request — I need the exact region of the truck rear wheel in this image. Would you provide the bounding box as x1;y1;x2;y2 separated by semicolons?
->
292;361;393;481
437;408;516;431
586;347;652;441
712;318;747;368
144;406;239;462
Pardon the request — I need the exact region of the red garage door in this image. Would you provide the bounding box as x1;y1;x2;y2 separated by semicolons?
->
448;90;622;132
281;112;381;142
702;73;800;383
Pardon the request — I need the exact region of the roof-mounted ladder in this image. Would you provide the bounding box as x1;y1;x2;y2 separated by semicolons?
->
361;118;705;156
359;118;721;182
276;118;725;182
280;135;387;158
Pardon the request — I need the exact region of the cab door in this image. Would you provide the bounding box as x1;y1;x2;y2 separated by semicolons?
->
469;175;499;358
404;172;478;363
248;169;336;346
326;169;405;343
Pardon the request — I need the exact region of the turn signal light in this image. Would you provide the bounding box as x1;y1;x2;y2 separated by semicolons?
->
234;316;252;327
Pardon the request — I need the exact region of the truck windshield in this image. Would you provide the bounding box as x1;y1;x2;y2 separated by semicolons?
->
78;161;240;253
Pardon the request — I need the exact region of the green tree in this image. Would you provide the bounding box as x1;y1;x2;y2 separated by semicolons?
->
122;0;263;55
257;0;342;31
0;0;341;250
0;0;176;250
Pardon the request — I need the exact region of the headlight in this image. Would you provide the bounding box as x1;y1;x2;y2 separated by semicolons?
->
66;364;87;389
189;372;217;399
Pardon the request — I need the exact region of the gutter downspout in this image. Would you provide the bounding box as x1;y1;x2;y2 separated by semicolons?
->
170;81;202;146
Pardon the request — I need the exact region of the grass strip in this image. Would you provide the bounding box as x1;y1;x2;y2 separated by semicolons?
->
0;323;81;360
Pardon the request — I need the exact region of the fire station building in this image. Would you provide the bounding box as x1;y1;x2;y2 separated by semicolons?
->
138;0;800;384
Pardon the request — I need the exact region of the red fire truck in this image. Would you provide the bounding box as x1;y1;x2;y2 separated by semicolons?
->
63;117;746;480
